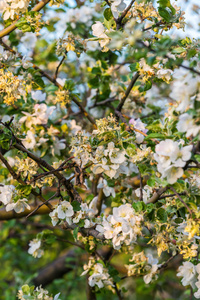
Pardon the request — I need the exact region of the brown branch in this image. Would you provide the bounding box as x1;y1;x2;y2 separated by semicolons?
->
159;192;187;200
147;187;168;204
26;192;59;218
142;21;164;32
0;0;51;38
28;157;74;184
33;250;76;287
96;188;104;215
116;72;140;112
63;222;104;241
114;283;123;300
86;275;97;300
139;173;143;201
53;53;67;82
0;200;58;220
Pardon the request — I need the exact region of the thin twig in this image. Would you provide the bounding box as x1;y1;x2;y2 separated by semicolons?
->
116;72;140;112
53;53;67;82
169;186;192;216
114;283;123;300
116;0;136;27
139;173;143;201
28;157;74;184
26;192;59;218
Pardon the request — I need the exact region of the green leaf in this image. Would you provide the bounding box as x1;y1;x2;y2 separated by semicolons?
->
146;203;154;213
147;178;155;187
104;17;115;30
143;80;152;91
157;207;167;222
104;8;113;21
133;201;145;212
139;80;152;92
145;133;167;140
172;47;185;54
158;7;172;22
129;62;139;72
73;227;79;240
21;285;31;294
71;201;81;212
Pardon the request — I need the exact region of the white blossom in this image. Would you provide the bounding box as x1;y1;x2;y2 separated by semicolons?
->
28;239;44;258
6;198;30;213
177;261;197;288
22;130;36;149
177;113;200;138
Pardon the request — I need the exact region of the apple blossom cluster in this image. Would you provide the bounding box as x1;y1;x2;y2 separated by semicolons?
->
177;262;200;299
0;0;29;20
20;104;56;128
70;115;146;179
0;69;26;105
49;198;98;228
81;259;114;289
170;69;200;112
154;139;193;184
126;252;159;284
0;185;30;213
96;204;143;250
138;57;173;83
17;284;61;300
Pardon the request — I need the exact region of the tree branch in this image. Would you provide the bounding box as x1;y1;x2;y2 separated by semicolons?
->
116;0;136;28
169;186;192;216
147;187;168;204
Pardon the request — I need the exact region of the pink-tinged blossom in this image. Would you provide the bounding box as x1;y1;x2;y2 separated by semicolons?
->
129;118;148;143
